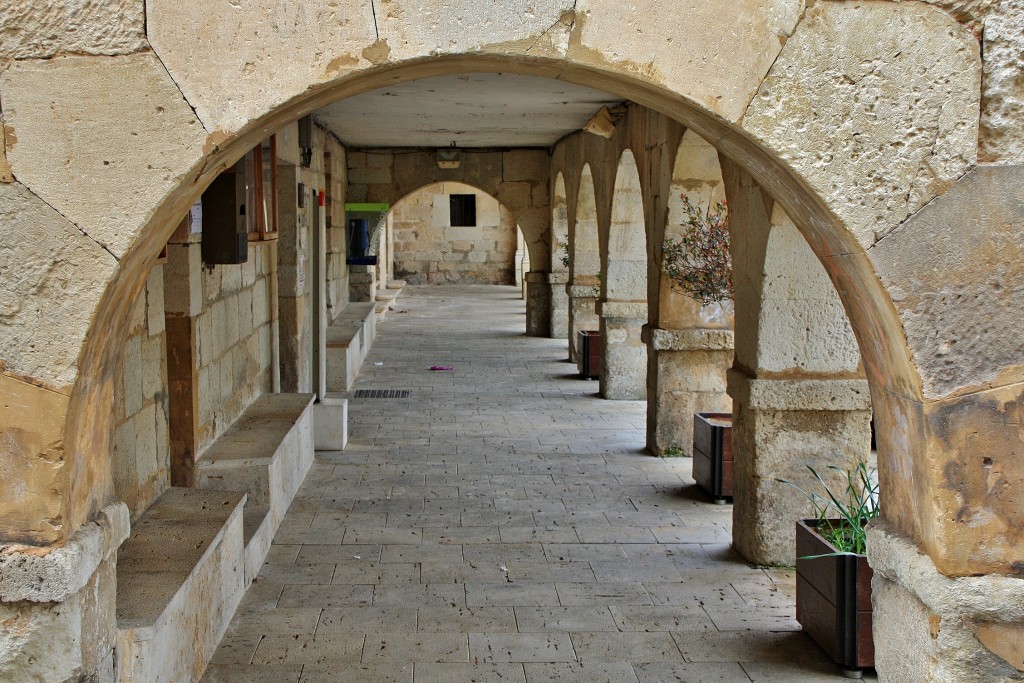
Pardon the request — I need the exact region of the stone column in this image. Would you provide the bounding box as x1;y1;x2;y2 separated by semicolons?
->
547;271;569;340
524;271;551;337
0;503;129;683
863;165;1024;681
643;326;733;455
728;371;872;564
566;282;600;362
348;264;377;302
598;300;648;400
723;157;871;566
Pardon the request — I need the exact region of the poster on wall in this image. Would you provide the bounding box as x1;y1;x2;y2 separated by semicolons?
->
188;200;201;235
188;199;203;234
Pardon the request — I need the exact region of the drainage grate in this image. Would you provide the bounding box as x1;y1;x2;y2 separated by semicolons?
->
354;389;412;399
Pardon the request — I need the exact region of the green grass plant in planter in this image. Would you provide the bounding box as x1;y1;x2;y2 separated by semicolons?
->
780;462;879;556
780;462;879;677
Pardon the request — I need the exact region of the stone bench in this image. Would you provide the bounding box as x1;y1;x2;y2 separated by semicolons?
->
116;488;246;683
326;301;377;391
195;392;315;582
374;280;406;320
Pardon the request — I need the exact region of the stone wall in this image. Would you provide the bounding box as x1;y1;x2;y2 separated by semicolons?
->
390;182;517;284
195;244;277;454
112;265;170;520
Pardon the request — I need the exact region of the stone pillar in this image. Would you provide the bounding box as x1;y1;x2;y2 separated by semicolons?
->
524;271;551;337
728;371;872;564
643;326;733;455
566;282;600;362
863;165;1024;680
598;300;648;400
723;157;871;566
868;521;1024;682
547;272;569;340
348;264;377;302
0;503;129;683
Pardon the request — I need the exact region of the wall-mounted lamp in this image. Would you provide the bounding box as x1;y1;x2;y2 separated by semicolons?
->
437;142;461;169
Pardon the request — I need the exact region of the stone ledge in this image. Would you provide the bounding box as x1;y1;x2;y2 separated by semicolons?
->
642;326;734;351
566;284;598;298
546;272;569;285
597;300;648;319
726;369;871;411
524;271;550;284
0;501;129;603
868;520;1024;621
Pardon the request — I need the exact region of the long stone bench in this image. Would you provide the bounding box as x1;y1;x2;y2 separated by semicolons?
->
374;280;406;321
116;488;246;683
326;301;377;391
195;392;315;583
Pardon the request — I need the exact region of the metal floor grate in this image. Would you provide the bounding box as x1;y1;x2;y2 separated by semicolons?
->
354;389;412;399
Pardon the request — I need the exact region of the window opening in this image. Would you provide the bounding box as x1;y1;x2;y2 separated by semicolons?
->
449;193;477;227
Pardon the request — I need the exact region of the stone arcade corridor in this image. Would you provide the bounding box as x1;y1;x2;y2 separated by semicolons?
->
201;286;874;683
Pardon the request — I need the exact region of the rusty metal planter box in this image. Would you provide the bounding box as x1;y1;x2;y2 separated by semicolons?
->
795;519;874;674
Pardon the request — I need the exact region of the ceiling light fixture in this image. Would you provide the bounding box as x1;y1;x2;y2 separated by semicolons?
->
437;142;461;169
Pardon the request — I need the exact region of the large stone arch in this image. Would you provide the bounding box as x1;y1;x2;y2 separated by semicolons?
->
566;163;601;362
385;180;525;285
3;2;1021;679
599;149;648;399
548;172;570;337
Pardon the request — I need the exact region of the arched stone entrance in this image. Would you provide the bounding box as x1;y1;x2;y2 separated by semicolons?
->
1;2;1020;680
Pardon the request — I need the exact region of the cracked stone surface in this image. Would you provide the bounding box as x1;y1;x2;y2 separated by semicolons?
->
202;285;873;682
742;1;980;249
0;0;146;60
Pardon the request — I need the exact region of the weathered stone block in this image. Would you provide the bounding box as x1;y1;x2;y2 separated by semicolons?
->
979;3;1024;163
743;1;980;249
574;0;801;122
869;521;1024;681
0;183;117;389
0;0;147;59
870;165;1024;399
1;52;208;257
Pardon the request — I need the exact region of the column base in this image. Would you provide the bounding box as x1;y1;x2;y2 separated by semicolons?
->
869;520;1024;682
598;301;648;400
643;327;733;455
727;369;872;565
524;272;551;337
0;503;129;683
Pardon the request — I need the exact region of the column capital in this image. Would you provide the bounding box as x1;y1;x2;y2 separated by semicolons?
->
641;325;734;351
0;502;129;603
566;284;598;298
726;368;871;411
596;300;647;319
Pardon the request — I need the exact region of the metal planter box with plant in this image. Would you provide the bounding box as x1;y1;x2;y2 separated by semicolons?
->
782;463;878;679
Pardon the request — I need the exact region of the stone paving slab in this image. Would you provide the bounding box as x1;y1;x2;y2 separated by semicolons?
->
202;285;876;682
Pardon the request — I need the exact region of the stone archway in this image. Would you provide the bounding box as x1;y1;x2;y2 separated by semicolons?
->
386;180;524;286
3;2;1019;680
600;149;648;400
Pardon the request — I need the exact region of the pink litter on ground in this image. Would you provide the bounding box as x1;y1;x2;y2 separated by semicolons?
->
429;365;454;371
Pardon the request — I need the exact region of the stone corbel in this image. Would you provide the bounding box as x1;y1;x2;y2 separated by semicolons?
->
868;519;1024;673
642;326;734;352
0;501;130;603
596;300;647;320
726;368;871;412
524;271;549;284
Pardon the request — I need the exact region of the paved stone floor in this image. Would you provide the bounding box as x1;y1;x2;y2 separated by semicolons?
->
203;285;876;683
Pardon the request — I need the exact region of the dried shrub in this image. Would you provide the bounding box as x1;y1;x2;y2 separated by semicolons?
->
662;196;732;306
